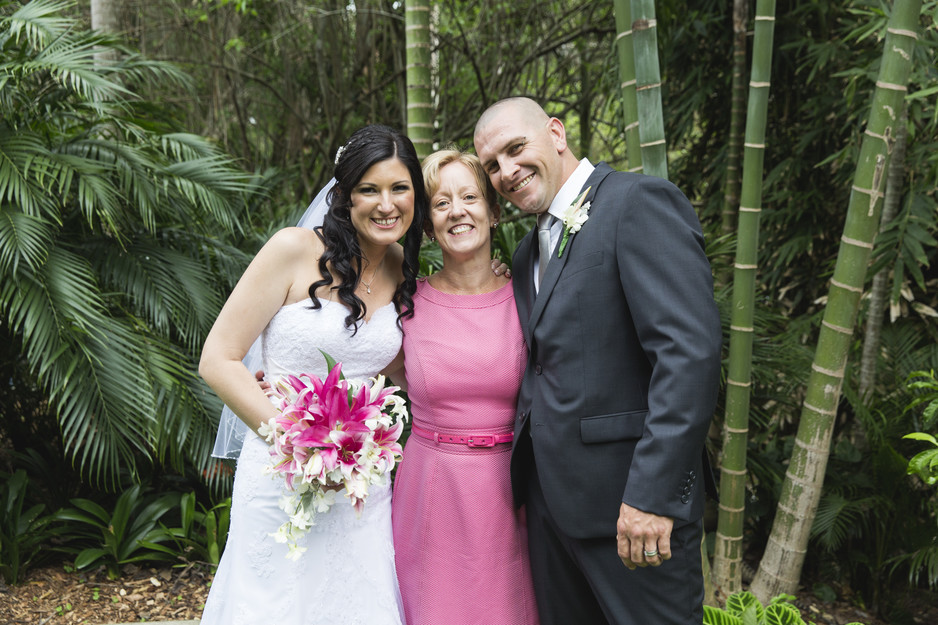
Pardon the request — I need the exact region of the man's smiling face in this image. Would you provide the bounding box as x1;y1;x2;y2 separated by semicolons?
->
474;104;568;216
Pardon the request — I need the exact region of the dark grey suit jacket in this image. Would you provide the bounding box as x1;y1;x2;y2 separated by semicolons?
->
510;163;722;539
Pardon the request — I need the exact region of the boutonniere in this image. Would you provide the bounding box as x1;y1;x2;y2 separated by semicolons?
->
557;186;591;258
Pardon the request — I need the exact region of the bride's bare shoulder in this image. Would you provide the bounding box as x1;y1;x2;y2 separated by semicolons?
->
259;226;325;262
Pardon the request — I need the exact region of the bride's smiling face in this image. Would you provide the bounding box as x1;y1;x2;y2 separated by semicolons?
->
349;157;416;251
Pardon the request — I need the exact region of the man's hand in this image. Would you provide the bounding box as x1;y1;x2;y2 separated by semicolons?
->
616;503;673;570
490;258;511;278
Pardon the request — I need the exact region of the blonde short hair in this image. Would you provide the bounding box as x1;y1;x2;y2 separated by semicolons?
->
422;147;499;212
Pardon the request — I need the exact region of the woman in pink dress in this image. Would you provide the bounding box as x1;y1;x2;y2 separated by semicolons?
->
391;149;539;625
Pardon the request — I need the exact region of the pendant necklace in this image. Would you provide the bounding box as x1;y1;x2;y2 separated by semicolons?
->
360;256;385;294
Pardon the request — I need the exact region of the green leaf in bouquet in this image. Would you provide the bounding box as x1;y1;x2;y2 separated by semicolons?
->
319;349;342;378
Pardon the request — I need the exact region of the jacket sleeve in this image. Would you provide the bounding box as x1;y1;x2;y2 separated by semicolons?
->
614;175;722;521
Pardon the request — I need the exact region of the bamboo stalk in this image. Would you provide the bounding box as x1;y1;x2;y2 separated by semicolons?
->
712;0;776;601
859;109;909;402
750;0;923;601
614;0;643;173
630;0;668;179
721;0;750;236
405;0;433;159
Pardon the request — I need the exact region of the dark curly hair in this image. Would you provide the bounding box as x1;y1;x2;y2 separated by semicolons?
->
309;125;427;333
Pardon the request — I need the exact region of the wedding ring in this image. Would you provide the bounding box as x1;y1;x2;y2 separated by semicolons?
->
643;549;659;558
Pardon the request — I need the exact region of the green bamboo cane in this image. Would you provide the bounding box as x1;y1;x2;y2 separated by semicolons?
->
614;0;643;173
405;0;432;160
750;0;922;601
859;108;908;403
711;0;776;600
630;0;668;180
721;0;750;236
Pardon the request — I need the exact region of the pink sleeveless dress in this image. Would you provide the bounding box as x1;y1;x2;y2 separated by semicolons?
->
393;278;539;625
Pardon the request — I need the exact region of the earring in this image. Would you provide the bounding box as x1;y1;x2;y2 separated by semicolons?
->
492;222;499;228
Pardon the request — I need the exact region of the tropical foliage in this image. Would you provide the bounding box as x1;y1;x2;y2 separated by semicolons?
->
0;469;61;584
0;0;267;487
55;484;180;580
703;590;864;625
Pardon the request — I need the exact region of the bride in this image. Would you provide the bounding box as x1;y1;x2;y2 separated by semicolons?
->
198;125;427;624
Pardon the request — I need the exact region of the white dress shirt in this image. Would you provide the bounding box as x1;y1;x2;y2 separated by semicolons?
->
533;158;595;292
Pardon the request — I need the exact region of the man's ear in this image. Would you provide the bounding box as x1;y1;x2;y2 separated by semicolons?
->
546;117;568;153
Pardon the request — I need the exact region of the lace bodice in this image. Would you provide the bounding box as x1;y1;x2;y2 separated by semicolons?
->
261;298;401;381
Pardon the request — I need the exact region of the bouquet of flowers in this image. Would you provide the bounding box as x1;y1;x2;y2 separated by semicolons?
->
258;353;408;559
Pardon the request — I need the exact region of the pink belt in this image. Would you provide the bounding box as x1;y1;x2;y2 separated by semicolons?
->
410;423;514;448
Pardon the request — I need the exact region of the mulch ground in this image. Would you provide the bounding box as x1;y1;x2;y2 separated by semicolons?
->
1;561;937;624
0;563;211;624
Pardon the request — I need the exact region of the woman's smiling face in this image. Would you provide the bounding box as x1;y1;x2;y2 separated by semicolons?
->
428;161;497;263
349;157;415;252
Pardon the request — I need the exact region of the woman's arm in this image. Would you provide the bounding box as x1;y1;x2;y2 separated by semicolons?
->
199;228;319;433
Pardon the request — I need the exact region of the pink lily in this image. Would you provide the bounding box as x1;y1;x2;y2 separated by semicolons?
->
331;429;366;480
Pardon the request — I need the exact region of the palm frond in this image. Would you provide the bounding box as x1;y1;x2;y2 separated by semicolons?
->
29;30;133;104
113;55;193;94
1;0;73;49
895;538;938;589
87;237;225;351
0;129;62;217
0;247;160;485
0;206;53;273
56;327;157;485
182;229;254;290
810;492;875;551
162;153;253;233
154;363;221;474
69;138;161;232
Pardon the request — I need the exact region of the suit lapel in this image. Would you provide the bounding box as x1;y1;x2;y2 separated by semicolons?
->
527;164;614;333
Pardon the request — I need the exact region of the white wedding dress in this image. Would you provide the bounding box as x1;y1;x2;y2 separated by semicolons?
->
200;298;405;625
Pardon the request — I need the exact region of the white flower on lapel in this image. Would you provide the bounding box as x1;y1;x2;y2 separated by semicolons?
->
557;186;591;258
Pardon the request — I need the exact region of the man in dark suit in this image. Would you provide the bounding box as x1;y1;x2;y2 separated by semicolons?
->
474;97;722;624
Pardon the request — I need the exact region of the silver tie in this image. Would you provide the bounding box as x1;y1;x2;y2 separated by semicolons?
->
537;213;554;288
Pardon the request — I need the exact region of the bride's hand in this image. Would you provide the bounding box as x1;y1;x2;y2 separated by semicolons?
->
255;370;271;391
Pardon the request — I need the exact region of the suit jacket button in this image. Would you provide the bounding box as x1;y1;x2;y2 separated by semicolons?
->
683;486;692;495
681;495;689;504
535;364;543;375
